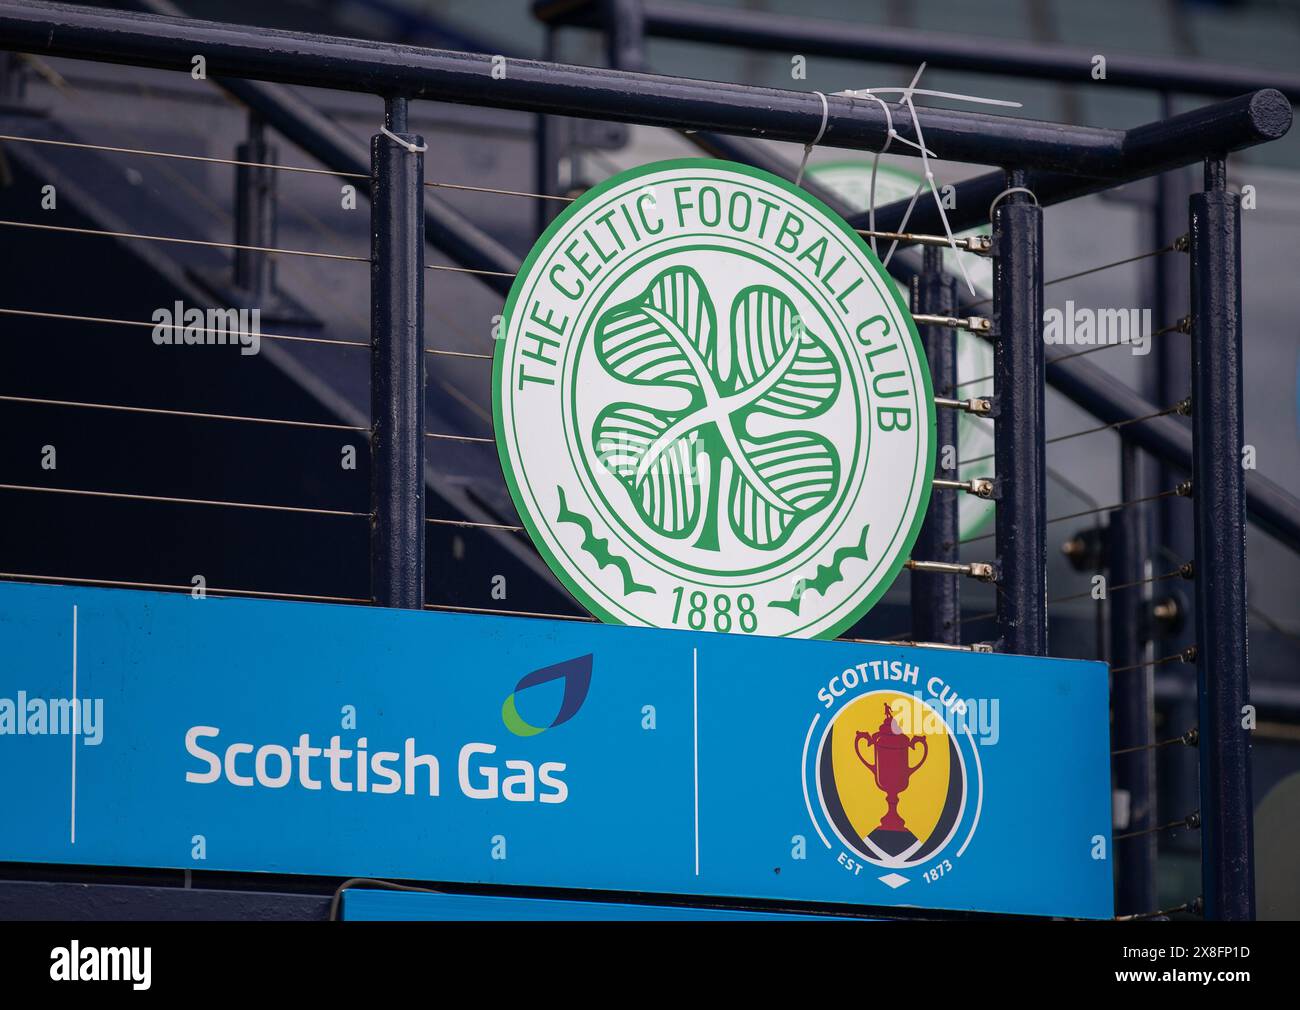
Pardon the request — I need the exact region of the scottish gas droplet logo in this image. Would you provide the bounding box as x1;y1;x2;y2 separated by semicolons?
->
494;159;934;638
803;674;984;890
501;654;593;737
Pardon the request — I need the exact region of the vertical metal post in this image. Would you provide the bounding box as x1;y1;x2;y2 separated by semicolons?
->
911;246;960;644
534;25;558;238
992;173;1047;655
233;113;276;297
1111;440;1156;915
1152;95;1194;531
1189;157;1253;920
603;0;647;73
0;51;22;104
370;96;426;609
1152;96;1200;841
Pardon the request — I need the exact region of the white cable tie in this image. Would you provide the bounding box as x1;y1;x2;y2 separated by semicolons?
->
836;86;1021;109
379;126;428;154
881;181;925;268
881;64;929;269
989;186;1040;220
853;92;895;155
794;90;829;188
837;91;896;255
902;87;977;297
864;94;894;257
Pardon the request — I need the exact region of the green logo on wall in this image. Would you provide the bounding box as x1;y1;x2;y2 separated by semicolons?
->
494;159;935;639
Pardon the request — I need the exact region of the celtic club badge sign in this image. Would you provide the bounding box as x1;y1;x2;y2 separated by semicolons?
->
494;159;934;639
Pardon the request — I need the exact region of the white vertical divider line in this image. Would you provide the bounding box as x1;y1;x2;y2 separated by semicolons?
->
693;646;699;877
70;604;77;845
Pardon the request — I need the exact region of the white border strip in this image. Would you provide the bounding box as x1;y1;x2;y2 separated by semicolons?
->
693;647;699;876
70;604;77;845
801;713;832;849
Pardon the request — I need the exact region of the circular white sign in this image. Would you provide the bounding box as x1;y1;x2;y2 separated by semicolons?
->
494;159;934;638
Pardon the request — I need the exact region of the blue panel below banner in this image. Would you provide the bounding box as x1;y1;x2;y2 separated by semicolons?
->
341;890;839;920
0;581;1113;918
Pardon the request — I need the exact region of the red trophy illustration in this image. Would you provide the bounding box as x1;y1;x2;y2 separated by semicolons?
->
854;703;929;833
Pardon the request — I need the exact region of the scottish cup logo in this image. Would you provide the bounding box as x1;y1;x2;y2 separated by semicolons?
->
494;159;934;638
805;688;983;889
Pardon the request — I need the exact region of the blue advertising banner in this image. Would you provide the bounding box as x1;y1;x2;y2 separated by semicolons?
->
0;580;1113;918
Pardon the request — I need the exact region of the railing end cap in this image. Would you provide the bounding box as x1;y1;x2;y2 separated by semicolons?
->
1249;88;1293;142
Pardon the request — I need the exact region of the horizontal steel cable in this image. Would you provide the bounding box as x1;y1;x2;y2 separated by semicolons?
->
424;601;981;647
1249;601;1300;646
0;305;483;358
958;401;1186;466
954;317;1188;390
1042;402;1189;448
1046;318;1188;365
0;132;368;178
879;568;1026;640
841;635;985;652
958;488;1185;545
0;218;368;262
425;431;493;444
1048;566;1187;606
426;262;516;278
1;392;495;446
0;481;368;517
0;134;574;200
0;306;369;350
1151;542;1300;646
965;240;1183;310
952;373;994;391
1114;900;1198;921
1041;489;1185;529
1;468;538;535
426;180;572;201
426;517;524;532
1112;728;1197;756
427;346;492;360
0;570;370;604
1110;647;1197;675
0;393;367;432
425;602;595;622
1034;240;1184;291
1114;812;1200;841
854;228;990;251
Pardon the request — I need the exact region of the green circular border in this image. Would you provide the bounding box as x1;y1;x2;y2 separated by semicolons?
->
493;157;936;640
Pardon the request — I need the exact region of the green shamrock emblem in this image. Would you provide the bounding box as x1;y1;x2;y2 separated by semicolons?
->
592;265;842;552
